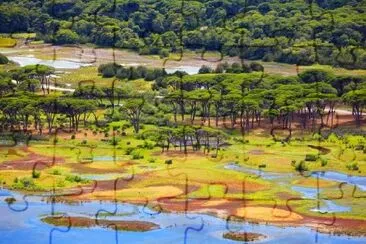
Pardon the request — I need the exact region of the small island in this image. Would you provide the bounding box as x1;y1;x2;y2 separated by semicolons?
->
223;232;266;242
41;216;160;232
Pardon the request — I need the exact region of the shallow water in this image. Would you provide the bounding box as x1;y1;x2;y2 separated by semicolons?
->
312;171;366;191
165;66;200;75
80;173;123;181
225;163;355;213
225;163;366;191
8;56;92;69
0;189;365;243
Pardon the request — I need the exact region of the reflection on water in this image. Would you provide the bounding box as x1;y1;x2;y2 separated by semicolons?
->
0;189;365;244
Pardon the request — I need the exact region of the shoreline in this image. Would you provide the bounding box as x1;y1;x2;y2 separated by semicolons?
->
3;187;366;238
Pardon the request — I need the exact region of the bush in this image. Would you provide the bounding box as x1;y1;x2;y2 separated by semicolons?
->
320;158;328;167
125;147;134;155
52;169;61;175
32;170;41;179
346;162;359;171
65;175;87;183
71;134;76;139
294;160;308;172
131;150;144;159
250;62;264;72
305;154;318;161
165;159;173;165
5;197;16;204
259;164;266;168
198;65;213;74
13;177;35;189
0;53;9;64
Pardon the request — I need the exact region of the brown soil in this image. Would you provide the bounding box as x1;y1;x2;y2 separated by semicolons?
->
69;163;126;174
41;216;159;232
223;232;266;242
0;148;64;170
308;145;331;155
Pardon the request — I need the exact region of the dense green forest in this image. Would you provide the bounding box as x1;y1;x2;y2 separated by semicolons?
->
0;0;365;68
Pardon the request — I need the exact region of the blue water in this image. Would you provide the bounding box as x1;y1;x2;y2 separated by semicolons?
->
1;189;365;243
312;171;366;191
224;163;289;180
310;200;352;213
225;163;366;191
291;186;319;199
226;163;356;213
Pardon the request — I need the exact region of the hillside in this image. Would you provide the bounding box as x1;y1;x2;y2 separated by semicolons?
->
0;0;365;68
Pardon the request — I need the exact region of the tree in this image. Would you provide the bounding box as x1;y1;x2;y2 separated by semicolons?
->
343;89;366;127
55;29;80;44
21;65;55;95
0;53;9;64
120;98;145;133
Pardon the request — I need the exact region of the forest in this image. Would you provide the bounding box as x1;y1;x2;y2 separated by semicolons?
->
0;0;365;68
1;1;366;243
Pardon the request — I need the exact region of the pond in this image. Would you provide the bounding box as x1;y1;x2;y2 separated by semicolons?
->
165;66;201;75
311;171;366;191
225;163;357;213
224;163;366;191
1;189;365;243
8;56;92;69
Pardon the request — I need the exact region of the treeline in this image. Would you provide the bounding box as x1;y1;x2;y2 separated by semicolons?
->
98;63;166;81
1;64;366;137
156;69;366;131
1;0;365;68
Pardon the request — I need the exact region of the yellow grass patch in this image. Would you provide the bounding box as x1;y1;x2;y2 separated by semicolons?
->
202;199;228;207
236;207;303;222
292;177;337;188
0;37;17;47
84;186;183;201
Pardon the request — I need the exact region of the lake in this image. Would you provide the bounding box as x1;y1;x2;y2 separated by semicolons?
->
1;189;365;243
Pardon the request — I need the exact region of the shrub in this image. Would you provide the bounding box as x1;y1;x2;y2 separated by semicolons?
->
110;137;120;146
250;62;264;72
56;180;66;187
13;177;35;189
125;147;134;155
165;159;173;165
71;134;76;139
131;150;144;159
346;162;359;171
5;197;16;204
0;53;9;64
291;160;297;166
259;164;266;168
148;158;156;163
65;175;87;183
305;154;318;161
320;158;328;167
294;160;308;172
52;169;61;175
32;170;41;179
